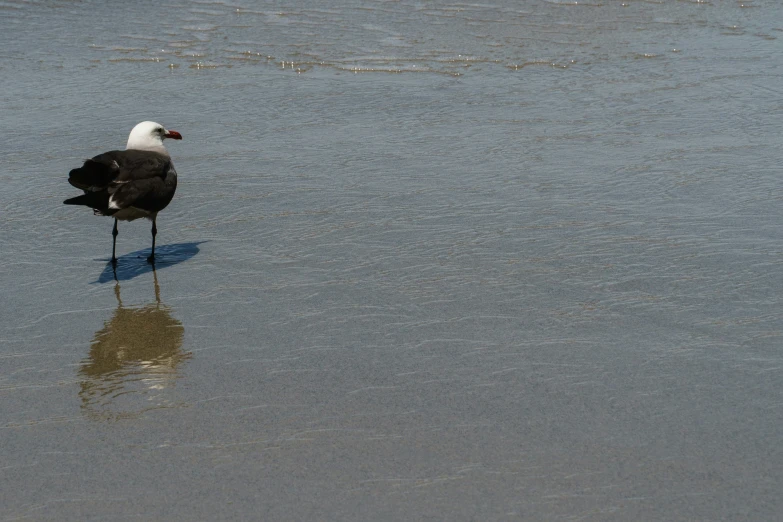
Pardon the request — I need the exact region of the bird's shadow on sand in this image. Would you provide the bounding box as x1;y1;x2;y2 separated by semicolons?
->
95;242;206;283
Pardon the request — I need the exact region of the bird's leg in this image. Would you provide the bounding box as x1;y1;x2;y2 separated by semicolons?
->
147;218;157;263
152;267;161;304
111;218;119;265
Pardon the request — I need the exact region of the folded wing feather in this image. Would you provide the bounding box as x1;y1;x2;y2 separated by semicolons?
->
64;150;176;216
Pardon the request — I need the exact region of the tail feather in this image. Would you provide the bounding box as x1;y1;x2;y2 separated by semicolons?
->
63;191;111;214
65;153;121;215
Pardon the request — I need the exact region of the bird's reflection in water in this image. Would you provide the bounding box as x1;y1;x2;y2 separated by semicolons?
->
78;269;191;421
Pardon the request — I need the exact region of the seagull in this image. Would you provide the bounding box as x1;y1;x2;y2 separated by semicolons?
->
64;121;182;264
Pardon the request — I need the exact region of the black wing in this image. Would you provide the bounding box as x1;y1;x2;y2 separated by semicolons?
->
64;150;177;214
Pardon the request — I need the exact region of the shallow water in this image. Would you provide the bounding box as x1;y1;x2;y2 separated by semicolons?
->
2;0;783;520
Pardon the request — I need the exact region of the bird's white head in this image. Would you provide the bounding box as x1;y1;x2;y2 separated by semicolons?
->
125;121;183;153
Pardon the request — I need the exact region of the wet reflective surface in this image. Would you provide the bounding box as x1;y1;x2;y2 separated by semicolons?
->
79;271;189;421
2;0;783;520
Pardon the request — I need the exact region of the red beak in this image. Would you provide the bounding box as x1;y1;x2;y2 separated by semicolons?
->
164;130;183;140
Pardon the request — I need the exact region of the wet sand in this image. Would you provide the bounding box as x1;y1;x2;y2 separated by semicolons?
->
2;0;783;520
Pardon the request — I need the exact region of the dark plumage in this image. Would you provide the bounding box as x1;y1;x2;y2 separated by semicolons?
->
64;150;177;216
64;121;182;264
